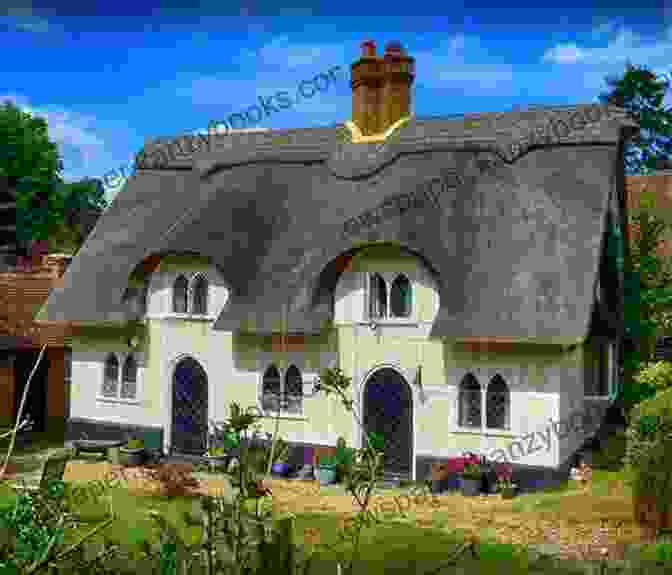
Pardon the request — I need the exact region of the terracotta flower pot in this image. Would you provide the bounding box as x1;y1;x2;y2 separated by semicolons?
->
431;463;450;481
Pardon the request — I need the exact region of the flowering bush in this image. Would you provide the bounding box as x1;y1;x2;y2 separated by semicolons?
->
635;361;672;393
495;463;514;489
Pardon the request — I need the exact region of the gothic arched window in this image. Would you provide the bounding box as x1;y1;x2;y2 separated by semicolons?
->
369;273;387;319
284;365;303;414
486;374;509;430
121;355;138;400
173;275;188;314
262;365;282;413
102;354;119;397
458;373;481;428
390;274;412;318
191;275;208;315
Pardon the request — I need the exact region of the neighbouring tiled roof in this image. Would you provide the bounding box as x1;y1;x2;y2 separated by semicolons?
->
38;104;634;342
0;254;73;349
626;171;672;257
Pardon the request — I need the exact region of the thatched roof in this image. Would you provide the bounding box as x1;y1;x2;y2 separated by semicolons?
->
37;104;635;341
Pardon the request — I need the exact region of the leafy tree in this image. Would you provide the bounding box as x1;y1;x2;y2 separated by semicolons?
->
600;64;672;414
620;191;672;411
1;100;108;255
599;63;672;175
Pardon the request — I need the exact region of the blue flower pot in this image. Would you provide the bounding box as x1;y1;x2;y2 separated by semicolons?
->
271;462;289;477
318;465;337;485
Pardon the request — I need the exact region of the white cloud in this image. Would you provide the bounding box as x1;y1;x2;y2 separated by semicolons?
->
1;93;120;186
543;25;672;66
542;44;585;64
179;36;350;127
413;34;514;92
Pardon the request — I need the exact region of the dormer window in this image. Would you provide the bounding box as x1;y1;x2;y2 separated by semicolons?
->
368;272;412;320
171;273;210;317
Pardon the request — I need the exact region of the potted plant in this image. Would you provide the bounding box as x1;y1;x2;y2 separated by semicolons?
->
495;463;517;498
204;428;239;470
270;438;291;477
317;454;338;486
120;436;145;466
459;462;483;496
204;446;230;470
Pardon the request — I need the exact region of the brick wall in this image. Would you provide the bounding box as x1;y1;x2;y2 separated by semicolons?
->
0;356;14;428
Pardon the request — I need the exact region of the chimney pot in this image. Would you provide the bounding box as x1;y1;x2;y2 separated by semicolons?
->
384;41;404;55
351;40;414;136
361;40;376;57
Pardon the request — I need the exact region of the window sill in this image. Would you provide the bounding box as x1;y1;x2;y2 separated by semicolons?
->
258;411;307;421
359;319;418;327
96;396;141;405
583;395;614;401
453;427;515;438
147;313;216;322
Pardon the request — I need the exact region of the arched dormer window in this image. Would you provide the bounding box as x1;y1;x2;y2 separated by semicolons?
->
102;354;119;397
390;274;412;318
369;273;387;319
262;365;281;413
458;373;481;428
173;275;188;314
121;355;138;400
486;374;509;430
284;365;303;414
191;275;208;316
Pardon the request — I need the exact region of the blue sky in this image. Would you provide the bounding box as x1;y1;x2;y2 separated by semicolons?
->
2;1;671;202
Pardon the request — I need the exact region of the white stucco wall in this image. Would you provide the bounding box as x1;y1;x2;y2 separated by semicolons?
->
68;248;582;470
69;345;155;428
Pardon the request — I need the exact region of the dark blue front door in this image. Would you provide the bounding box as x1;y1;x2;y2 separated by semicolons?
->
363;368;413;478
171;357;208;454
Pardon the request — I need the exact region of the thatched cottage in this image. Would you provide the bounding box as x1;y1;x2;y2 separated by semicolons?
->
37;40;635;482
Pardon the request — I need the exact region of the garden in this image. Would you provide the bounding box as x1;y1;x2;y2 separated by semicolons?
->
0;365;671;574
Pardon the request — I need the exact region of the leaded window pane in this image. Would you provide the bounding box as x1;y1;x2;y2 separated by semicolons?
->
459;374;481;428
486;375;509;429
262;365;281;412
192;276;208;315
390;274;411;318
102;354;119;397
369;274;387;319
285;365;303;414
173;275;188;314
121;355;137;399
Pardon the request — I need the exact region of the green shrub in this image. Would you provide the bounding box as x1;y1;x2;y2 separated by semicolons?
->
335;442;354;483
635;361;672;393
625;387;672;511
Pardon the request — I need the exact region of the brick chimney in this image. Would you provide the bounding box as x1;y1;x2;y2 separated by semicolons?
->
351;40;415;137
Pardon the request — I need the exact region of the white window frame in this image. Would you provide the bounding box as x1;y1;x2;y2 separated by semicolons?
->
97;352;142;404
167;272;215;320
454;372;512;436
365;271;415;324
259;364;306;419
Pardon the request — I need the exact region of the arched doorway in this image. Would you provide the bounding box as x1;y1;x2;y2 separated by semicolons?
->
362;367;413;480
171;357;208;454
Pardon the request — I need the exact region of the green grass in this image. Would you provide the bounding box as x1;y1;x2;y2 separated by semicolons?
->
0;481;611;574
